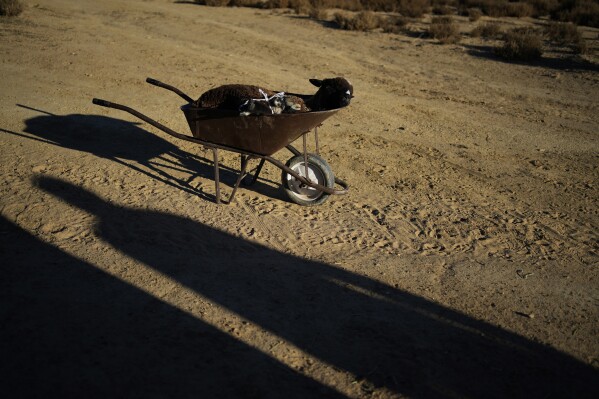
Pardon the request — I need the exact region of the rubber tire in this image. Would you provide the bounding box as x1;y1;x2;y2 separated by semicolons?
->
282;154;335;206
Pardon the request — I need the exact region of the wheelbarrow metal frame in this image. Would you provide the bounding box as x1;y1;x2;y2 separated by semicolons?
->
92;78;349;204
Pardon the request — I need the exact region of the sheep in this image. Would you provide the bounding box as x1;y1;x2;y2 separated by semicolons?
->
197;84;276;111
305;77;353;111
282;94;309;113
238;98;276;116
199;85;304;116
196;77;353;115
271;77;354;113
238;90;286;116
237;94;309;115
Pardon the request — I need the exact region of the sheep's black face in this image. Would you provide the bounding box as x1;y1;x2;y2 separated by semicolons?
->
310;77;353;110
338;87;353;107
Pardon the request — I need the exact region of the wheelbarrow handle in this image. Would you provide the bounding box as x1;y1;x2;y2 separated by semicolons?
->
145;77;195;104
92;97;194;143
145;77;161;86
92;98;114;108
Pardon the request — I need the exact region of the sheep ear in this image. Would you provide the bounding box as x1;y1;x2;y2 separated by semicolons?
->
309;79;323;87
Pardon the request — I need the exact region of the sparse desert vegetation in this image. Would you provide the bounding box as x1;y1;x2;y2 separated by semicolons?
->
551;0;599;28
334;10;382;31
496;27;544;60
381;15;409;33
545;21;588;53
196;0;230;6
196;0;599;28
0;0;23;16
433;4;455;15
429;16;461;43
471;21;502;38
191;0;598;60
467;7;483;21
308;5;327;20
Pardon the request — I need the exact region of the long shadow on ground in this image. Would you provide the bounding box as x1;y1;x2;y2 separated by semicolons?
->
1;105;280;202
464;43;599;71
3;176;597;398
0;215;339;398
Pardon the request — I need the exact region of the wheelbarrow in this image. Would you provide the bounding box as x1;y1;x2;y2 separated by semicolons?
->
92;78;349;205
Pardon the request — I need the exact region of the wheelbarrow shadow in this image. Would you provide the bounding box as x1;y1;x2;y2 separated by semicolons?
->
3;105;281;203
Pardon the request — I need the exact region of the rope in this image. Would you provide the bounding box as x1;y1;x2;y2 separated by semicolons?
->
240;89;286;115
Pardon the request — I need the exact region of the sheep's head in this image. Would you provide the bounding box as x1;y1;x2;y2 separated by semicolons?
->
283;95;308;113
308;77;353;111
269;94;285;114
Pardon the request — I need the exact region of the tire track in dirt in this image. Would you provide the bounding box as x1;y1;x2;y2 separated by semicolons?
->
235;191;408;260
390;142;597;263
237;194;295;254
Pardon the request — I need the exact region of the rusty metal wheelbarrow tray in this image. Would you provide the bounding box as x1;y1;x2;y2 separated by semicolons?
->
92;78;349;205
182;104;342;156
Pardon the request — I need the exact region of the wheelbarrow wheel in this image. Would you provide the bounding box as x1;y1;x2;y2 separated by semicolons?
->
282;154;334;206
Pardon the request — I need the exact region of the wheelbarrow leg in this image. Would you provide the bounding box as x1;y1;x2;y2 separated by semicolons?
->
303;133;309;179
212;147;221;204
226;155;252;204
210;152;253;204
244;158;266;186
286;126;320;157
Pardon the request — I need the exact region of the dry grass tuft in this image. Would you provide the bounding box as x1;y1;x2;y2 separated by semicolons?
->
0;0;23;16
433;5;454;15
506;2;535;17
313;0;363;11
309;6;328;20
195;0;230;6
573;37;588;54
381;15;409;33
495;27;543;60
468;7;483;21
399;0;430;18
544;21;588;54
430;16;461;44
291;0;311;14
460;0;533;18
334;11;382;31
551;0;599;28
528;0;559;16
471;22;502;38
545;21;579;43
229;0;265;6
361;0;396;11
262;0;289;8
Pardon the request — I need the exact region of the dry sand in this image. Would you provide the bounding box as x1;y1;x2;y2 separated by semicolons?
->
1;0;598;397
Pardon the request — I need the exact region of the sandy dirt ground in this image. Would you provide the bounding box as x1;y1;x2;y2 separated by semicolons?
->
1;0;598;397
